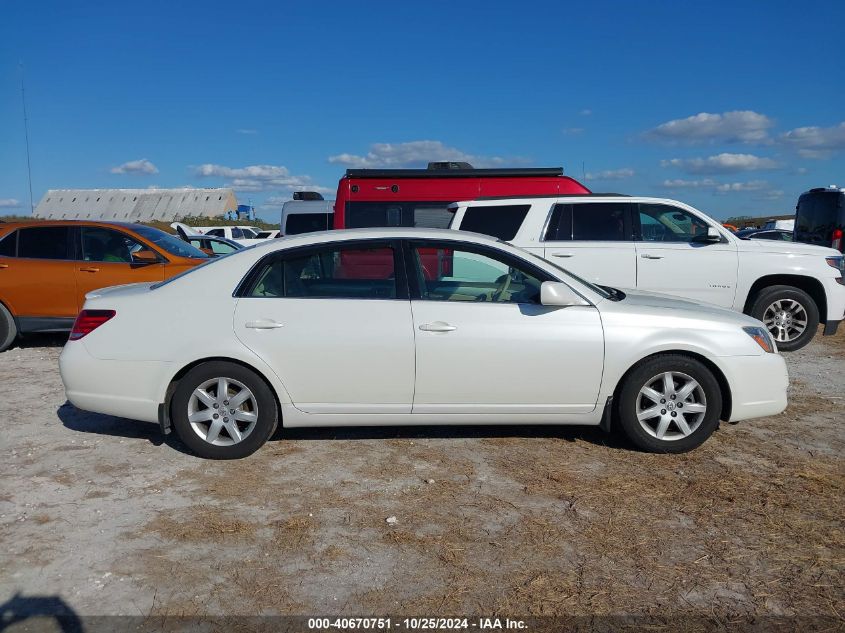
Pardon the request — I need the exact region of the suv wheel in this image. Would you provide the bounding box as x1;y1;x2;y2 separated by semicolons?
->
617;354;722;453
171;361;278;459
749;285;819;352
0;303;17;353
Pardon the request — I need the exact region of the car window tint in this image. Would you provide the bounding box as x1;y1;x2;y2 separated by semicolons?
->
18;226;70;259
0;231;16;257
412;245;542;304
231;228;244;239
459;205;530;241
211;241;236;254
543;204;573;241
285;213;333;235
249;244;396;300
639;204;710;243
572;203;628;241
207;228;224;237
81;227;144;263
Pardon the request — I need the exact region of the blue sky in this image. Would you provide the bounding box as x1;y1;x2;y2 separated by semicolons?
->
1;0;844;220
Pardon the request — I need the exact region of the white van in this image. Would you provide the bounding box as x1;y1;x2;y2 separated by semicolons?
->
280;194;334;237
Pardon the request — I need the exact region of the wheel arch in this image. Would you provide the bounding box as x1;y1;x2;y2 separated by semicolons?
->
612;350;732;423
743;275;827;324
159;356;285;434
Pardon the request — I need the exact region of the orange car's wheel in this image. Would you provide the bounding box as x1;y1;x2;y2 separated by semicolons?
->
0;302;17;353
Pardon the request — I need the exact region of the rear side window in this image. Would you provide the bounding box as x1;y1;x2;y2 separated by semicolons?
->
231;228;244;239
18;226;71;259
206;228;224;237
345;202;452;229
459;205;530;241
285;213;333;235
572;203;629;241
247;243;398;300
0;231;16;257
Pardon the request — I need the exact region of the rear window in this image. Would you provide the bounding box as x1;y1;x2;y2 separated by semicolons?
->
0;231;15;257
18;226;71;259
285;213;333;235
795;191;844;246
459;205;530;241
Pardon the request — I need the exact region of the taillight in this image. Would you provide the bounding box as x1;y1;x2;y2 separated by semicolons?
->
832;228;843;251
69;310;116;341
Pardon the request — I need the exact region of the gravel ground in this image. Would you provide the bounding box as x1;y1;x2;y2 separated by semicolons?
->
0;332;843;625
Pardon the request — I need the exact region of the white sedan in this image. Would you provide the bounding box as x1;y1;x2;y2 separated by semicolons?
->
59;228;788;459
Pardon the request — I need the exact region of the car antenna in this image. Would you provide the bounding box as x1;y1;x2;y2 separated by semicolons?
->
20;62;35;216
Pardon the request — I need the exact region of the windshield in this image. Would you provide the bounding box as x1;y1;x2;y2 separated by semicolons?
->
132;225;209;259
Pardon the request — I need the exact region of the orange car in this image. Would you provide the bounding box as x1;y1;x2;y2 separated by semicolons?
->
0;220;209;351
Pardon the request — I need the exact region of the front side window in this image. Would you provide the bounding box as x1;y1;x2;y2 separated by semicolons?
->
206;228;224;238
81;227;146;263
411;243;544;304
231;228;244;239
638;204;710;243
131;225;208;259
0;231;16;257
18;226;71;260
345;202;452;229
247;243;397;300
285;213;333;235
210;240;238;255
459;205;530;241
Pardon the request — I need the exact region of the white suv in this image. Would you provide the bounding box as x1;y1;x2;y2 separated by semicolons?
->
448;195;845;351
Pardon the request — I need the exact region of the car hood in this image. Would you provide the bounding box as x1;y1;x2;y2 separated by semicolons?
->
737;239;840;257
608;288;760;326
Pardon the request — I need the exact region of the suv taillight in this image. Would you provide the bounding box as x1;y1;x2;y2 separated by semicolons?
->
69;310;116;340
832;228;843;251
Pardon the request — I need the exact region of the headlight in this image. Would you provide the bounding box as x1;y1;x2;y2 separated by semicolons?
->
827;256;845;272
743;326;775;353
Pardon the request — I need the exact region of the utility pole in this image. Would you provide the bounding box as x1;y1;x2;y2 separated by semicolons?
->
20;62;35;215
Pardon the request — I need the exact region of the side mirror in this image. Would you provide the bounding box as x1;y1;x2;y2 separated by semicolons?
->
540;281;590;307
693;227;722;244
131;249;159;265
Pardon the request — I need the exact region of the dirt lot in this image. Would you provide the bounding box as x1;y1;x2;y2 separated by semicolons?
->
1;333;843;625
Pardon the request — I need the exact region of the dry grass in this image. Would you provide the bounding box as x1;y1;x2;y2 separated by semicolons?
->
146;505;258;542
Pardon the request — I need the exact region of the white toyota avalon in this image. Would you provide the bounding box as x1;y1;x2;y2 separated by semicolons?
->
59;228;788;459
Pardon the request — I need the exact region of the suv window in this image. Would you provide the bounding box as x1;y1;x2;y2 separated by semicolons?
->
18;226;71;260
638;204;710;242
285;213;333;235
544;203;630;241
248;243;397;300
410;242;545;304
231;228;244;239
206;228;224;237
81;227;145;263
0;231;16;257
459;205;530;241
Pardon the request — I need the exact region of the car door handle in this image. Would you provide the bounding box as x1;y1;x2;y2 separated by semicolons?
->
79;267;100;272
551;253;574;258
419;322;457;332
245;319;284;329
0;263;8;269
640;254;663;260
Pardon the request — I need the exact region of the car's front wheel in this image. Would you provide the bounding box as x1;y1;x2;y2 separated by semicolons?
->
0;302;17;353
616;354;722;453
171;361;278;459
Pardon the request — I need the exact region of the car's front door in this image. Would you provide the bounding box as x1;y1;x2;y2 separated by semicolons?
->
407;240;604;414
634;203;738;307
234;240;415;414
540;202;638;289
74;227;167;309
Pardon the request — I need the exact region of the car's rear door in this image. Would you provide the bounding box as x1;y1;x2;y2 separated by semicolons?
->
1;226;78;326
73;227;166;308
541;202;638;288
407;240;604;414
234;239;415;414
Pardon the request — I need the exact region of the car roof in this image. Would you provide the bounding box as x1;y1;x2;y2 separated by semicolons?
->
0;219;158;232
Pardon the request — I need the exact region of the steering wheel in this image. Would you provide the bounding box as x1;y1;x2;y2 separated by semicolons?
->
490;272;513;302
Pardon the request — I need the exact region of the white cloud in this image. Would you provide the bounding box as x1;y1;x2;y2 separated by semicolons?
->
0;198;21;208
562;127;584;135
328;140;517;169
580;109;592;116
645;111;774;144
778;121;845;159
661;152;778;174
110;158;159;175
585;168;635;181
662;178;718;189
193;163;331;194
236;128;258;135
713;180;769;193
661;178;770;194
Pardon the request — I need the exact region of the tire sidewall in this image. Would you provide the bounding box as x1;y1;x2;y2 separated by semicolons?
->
0;303;17;353
617;355;722;453
171;361;278;459
750;285;819;352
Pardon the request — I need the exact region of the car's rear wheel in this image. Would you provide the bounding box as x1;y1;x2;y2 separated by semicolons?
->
0;303;17;353
749;285;819;352
171;361;278;459
616;354;722;453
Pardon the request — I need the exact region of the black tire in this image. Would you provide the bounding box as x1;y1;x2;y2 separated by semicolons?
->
171;361;278;459
748;285;819;352
616;354;722;454
0;302;17;353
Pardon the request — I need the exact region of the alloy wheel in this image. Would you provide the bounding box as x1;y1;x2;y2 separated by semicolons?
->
636;371;707;441
762;299;808;343
187;377;258;446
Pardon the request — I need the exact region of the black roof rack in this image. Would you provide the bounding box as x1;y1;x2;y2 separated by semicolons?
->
344;167;564;179
293;191;325;201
